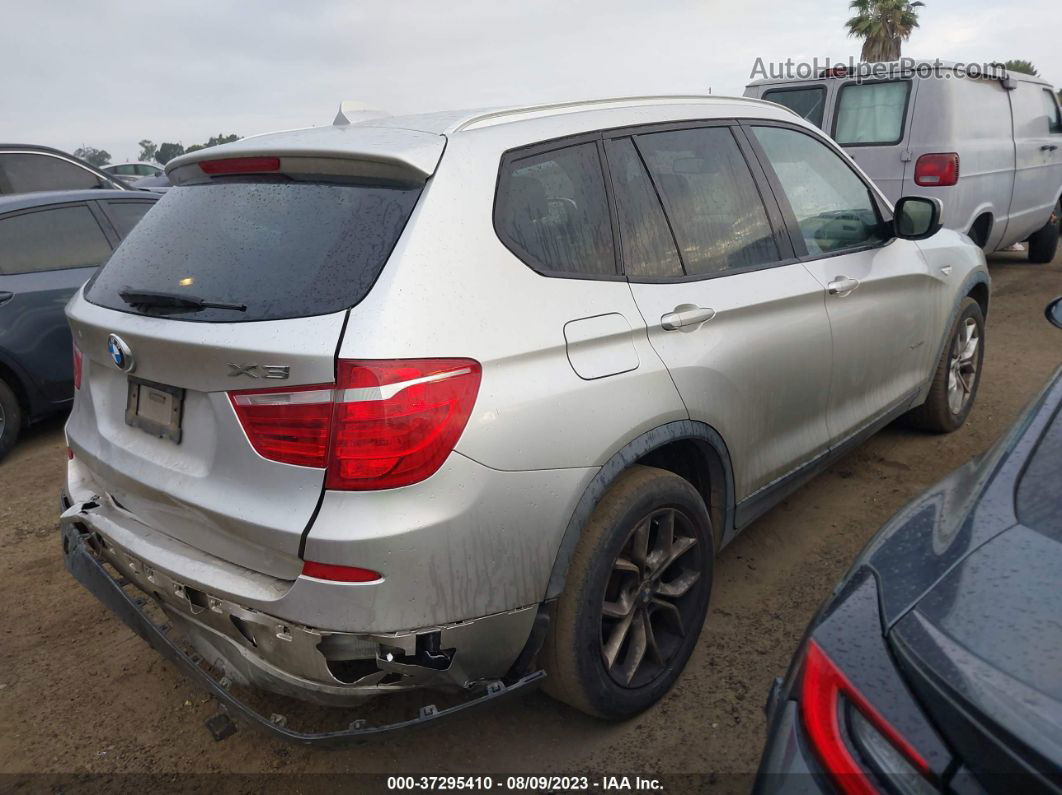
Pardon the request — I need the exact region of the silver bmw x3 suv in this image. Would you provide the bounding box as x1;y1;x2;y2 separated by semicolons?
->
60;95;989;736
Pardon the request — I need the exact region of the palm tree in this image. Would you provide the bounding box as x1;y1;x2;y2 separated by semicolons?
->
846;0;925;63
1002;59;1038;76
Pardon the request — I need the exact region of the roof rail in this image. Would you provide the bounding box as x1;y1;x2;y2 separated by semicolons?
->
333;100;391;126
450;94;783;132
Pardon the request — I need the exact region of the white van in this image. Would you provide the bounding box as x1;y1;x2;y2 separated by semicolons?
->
745;61;1062;262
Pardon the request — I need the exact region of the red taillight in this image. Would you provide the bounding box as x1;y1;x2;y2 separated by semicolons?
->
229;383;334;468
914;153;959;187
801;641;930;795
72;344;82;390
198;156;281;175
228;358;481;490
301;560;381;583
327;358;482;490
66;447;74;460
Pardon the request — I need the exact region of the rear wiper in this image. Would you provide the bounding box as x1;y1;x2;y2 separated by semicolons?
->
118;288;246;312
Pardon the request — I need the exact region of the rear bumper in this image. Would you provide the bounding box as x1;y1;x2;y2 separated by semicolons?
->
60;511;545;743
60;491;541;707
754;700;830;794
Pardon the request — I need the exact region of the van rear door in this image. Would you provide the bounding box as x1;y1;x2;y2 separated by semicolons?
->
830;78;916;203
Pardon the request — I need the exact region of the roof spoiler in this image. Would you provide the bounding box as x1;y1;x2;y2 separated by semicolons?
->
333;100;391;126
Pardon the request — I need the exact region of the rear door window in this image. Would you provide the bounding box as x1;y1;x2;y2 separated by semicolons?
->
0;204;113;274
763;86;828;129
86;181;421;322
752;125;884;256
604;137;683;279
634;126;780;276
102;200;156;238
495;142;617;277
833;81;911;145
0;152;108;193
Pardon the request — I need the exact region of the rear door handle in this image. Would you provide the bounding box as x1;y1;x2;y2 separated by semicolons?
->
0;291;13;306
1041;144;1058;152
827;277;860;296
661;305;716;331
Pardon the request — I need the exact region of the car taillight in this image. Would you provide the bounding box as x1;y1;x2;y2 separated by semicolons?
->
914;153;959;187
228;358;481;490
301;560;381;583
72;344;82;390
801;641;933;795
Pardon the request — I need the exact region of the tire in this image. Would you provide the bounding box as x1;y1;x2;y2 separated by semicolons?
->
906;297;985;433
541;464;713;719
0;377;22;462
1027;205;1060;264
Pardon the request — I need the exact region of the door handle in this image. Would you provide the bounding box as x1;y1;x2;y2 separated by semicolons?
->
0;291;13;306
1041;144;1058;152
661;305;716;331
827;277;860;296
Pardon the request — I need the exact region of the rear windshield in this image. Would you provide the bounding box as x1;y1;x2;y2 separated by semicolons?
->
86;180;421;322
763;86;827;129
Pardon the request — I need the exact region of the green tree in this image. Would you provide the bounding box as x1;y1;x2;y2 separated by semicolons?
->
73;146;111;167
155;142;185;165
184;133;241;154
1002;59;1039;76
138;139;158;163
846;0;925;63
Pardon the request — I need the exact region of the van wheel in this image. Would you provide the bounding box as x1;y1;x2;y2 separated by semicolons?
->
906;298;984;433
1027;205;1059;264
541;465;713;719
0;378;23;462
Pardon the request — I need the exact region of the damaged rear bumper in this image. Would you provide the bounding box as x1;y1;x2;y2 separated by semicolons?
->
60;497;546;744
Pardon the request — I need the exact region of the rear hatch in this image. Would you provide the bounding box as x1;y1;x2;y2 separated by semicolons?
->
66;131;439;579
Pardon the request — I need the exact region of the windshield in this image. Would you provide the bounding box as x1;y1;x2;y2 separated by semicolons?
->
86;180;421;322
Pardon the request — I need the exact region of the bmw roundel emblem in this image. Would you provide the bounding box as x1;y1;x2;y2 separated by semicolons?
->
106;334;135;373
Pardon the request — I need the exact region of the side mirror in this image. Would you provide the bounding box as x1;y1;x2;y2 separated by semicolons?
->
894;196;943;240
1047;296;1062;329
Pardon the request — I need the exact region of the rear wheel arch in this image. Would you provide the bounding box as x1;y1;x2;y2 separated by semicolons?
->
543;420;735;602
967;213;993;249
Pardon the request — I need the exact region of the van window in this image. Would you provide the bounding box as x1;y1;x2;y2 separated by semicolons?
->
834;81;910;145
0;204;113;274
604;138;683;279
635;127;780;276
1041;89;1062;134
496;143;616;277
763;87;827;129
752;126;884;257
86;181;421;322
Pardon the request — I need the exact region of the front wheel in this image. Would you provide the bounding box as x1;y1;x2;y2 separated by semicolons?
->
541;465;713;719
906;297;985;433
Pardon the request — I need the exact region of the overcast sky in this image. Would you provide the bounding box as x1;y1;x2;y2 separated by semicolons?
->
3;0;1059;163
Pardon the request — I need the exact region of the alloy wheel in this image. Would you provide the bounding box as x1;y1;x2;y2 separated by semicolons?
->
947;317;979;414
600;506;704;688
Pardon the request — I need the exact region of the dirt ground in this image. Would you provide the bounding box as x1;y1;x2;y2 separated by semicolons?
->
1;249;1060;789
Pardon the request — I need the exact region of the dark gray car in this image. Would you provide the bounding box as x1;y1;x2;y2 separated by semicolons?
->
0;189;157;458
755;298;1062;794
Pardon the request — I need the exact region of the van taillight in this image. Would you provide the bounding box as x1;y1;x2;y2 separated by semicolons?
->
801;641;933;795
228;359;481;490
72;344;83;390
914;153;959;187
